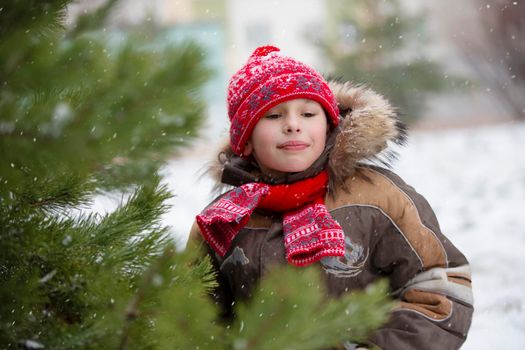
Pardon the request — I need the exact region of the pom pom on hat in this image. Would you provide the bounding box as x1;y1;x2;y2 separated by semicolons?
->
250;45;280;58
227;45;339;156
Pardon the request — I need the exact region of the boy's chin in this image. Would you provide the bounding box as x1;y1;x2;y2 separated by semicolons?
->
264;163;312;175
281;166;310;173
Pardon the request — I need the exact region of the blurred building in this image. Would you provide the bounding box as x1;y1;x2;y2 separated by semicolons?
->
68;0;327;70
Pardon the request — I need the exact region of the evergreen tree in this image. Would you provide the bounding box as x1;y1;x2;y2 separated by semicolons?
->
1;0;209;348
324;0;460;122
1;1;392;349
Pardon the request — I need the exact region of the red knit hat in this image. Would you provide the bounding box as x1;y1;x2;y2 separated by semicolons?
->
227;45;339;156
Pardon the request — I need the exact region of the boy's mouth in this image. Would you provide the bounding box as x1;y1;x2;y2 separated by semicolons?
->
277;140;309;150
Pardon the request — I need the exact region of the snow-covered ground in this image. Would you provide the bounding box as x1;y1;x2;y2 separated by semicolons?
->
161;120;525;349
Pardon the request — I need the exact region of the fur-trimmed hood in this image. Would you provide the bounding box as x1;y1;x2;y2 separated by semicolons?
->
208;81;407;191
327;81;407;189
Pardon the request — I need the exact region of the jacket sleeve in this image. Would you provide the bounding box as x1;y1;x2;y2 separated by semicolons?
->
367;174;474;349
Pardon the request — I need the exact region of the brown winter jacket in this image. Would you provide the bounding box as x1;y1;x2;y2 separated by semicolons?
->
189;81;474;349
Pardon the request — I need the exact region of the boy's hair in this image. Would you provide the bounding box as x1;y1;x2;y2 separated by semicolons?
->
227;45;339;156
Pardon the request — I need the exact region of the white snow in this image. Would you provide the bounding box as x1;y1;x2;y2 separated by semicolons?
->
162;120;525;349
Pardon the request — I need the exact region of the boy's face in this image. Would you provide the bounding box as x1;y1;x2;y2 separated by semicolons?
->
244;98;328;176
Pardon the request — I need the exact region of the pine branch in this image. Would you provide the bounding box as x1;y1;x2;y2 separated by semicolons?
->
0;0;69;40
117;246;174;350
67;0;120;38
117;243;220;350
230;267;393;350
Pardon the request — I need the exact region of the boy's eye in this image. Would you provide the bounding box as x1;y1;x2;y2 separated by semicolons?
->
303;112;315;118
265;114;281;119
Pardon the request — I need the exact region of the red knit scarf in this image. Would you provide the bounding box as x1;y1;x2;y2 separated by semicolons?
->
196;171;345;266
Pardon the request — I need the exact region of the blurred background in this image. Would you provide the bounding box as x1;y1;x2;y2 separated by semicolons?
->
6;0;522;348
67;0;524;137
71;1;524;348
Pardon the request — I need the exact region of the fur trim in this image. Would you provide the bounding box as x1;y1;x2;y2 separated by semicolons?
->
328;81;407;189
206;141;235;195
207;81;407;190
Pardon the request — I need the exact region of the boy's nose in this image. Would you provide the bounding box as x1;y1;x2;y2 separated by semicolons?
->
283;115;301;133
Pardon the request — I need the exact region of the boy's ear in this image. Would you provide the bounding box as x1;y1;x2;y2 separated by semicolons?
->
243;141;253;157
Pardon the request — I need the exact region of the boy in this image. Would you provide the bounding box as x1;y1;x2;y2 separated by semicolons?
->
191;46;473;349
